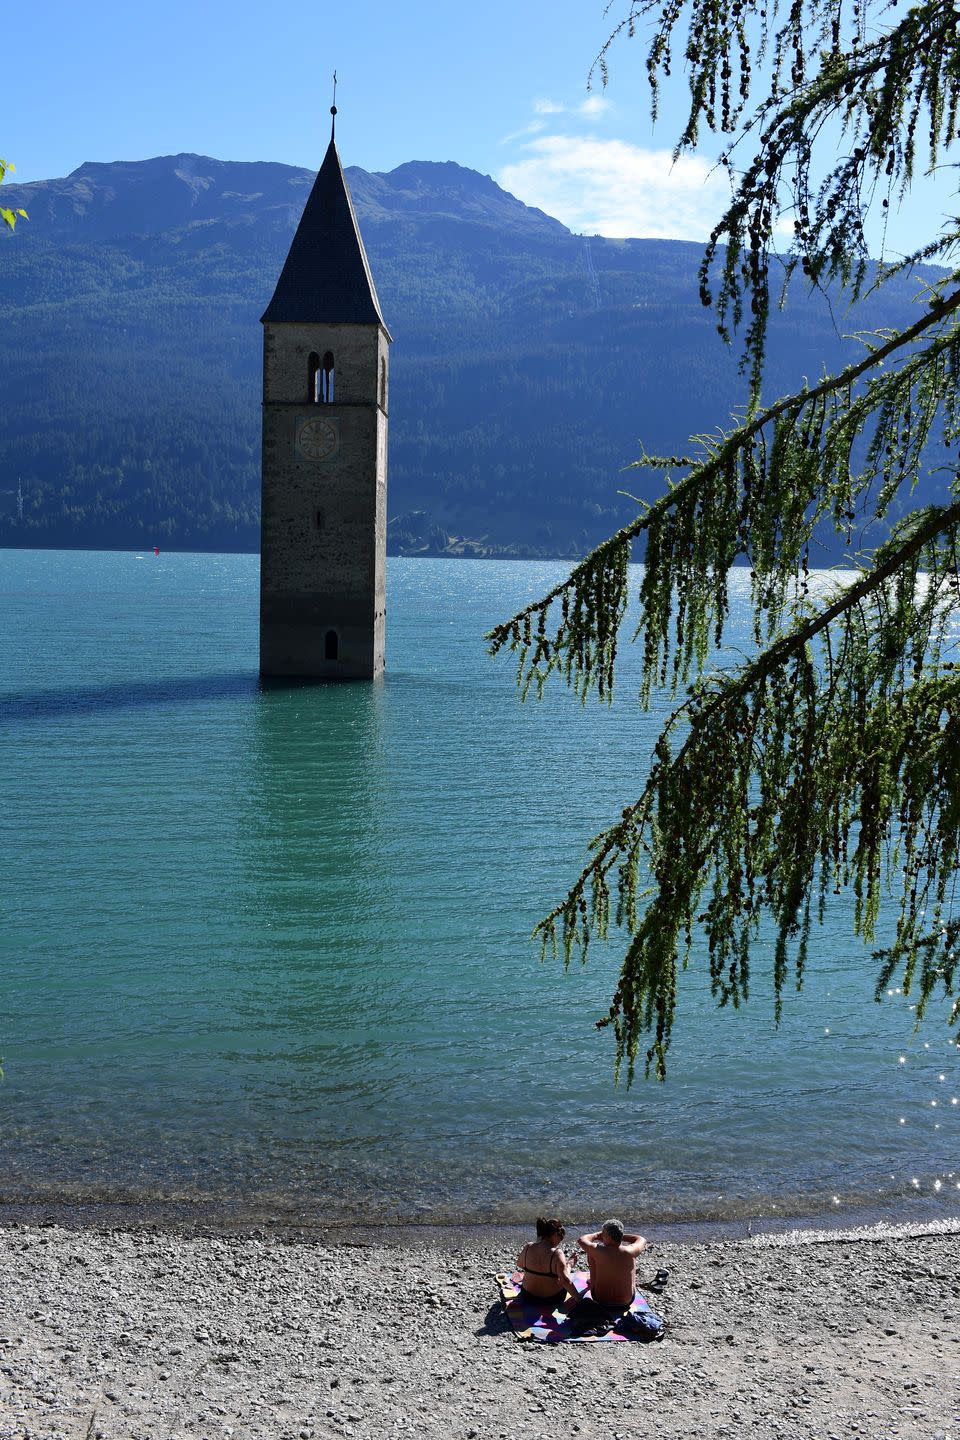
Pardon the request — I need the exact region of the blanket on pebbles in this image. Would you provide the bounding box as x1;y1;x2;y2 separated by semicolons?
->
496;1269;664;1343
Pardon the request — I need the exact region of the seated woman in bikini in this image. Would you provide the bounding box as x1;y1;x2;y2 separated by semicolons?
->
516;1217;579;1306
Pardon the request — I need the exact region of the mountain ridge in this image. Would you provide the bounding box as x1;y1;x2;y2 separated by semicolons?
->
0;153;948;557
2;153;569;244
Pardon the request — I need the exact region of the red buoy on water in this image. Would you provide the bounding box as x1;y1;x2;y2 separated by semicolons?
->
154;547;160;556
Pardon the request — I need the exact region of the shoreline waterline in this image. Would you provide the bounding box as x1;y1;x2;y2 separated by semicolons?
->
2;1191;958;1249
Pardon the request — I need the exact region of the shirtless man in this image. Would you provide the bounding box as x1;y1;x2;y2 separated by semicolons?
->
575;1218;647;1308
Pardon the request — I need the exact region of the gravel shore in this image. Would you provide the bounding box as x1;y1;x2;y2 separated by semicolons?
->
1;1217;958;1440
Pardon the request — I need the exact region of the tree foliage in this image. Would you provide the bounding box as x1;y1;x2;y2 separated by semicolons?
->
489;0;960;1079
0;158;27;232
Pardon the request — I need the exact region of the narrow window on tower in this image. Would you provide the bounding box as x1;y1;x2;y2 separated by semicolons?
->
324;629;339;661
321;351;335;404
380;357;387;410
308;352;321;404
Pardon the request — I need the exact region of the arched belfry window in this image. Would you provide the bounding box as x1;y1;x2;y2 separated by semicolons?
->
321;351;335;404
308;352;321;404
324;629;339;661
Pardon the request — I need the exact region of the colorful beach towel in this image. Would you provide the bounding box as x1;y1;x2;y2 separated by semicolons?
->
496;1270;664;1343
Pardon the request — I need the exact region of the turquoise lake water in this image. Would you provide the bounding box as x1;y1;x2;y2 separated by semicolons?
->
1;548;958;1226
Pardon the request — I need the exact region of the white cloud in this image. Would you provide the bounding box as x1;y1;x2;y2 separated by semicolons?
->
498;135;731;241
499;118;549;145
533;99;566;115
578;95;612;116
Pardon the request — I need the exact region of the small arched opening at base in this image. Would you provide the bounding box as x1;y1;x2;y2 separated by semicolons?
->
324;629;340;661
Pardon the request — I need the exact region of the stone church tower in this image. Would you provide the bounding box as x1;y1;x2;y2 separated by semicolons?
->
260;112;390;679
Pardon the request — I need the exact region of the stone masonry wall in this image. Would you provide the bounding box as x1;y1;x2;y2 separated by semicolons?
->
260;322;389;679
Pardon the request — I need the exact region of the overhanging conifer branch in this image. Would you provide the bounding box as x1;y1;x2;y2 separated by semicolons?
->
487;281;960;704
498;0;960;1079
539;497;960;1080
550;493;960;906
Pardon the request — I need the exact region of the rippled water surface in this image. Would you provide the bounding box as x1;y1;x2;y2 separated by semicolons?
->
2;549;958;1225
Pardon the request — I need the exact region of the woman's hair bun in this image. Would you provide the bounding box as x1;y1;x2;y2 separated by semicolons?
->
536;1215;565;1239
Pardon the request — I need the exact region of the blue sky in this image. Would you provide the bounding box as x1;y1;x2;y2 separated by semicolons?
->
4;0;953;253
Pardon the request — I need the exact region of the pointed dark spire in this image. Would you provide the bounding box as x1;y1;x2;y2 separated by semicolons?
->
261;134;386;328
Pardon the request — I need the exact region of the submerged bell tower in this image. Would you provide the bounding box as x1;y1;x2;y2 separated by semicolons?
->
260;103;391;679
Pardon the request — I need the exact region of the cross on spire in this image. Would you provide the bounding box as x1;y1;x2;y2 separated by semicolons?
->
330;71;338;143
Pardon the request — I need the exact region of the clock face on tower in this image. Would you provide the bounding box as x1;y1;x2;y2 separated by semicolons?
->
297;417;340;462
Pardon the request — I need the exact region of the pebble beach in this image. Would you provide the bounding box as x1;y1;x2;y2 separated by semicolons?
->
1;1216;958;1440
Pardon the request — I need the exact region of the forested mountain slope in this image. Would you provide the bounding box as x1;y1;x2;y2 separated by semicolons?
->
0;153;945;556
